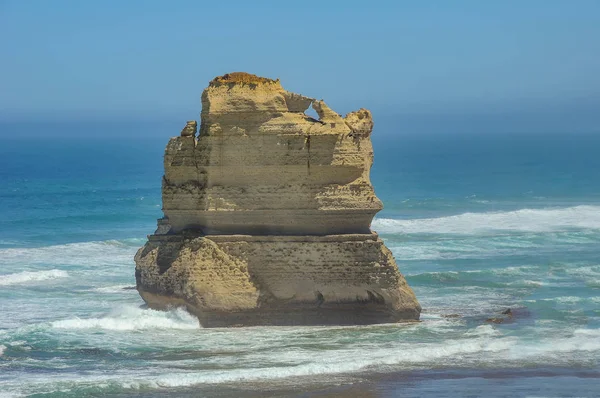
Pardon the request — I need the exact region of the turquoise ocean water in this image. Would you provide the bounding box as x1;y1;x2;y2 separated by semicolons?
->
1;123;599;397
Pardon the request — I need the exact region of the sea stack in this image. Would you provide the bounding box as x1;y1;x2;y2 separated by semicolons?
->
134;73;421;327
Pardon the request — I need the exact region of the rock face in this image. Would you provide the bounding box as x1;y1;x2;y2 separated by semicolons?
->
135;72;421;326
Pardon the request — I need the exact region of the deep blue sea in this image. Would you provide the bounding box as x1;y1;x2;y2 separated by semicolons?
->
1;122;599;397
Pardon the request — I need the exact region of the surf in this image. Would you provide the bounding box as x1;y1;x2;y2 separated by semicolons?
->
373;205;600;235
50;306;200;331
0;269;69;286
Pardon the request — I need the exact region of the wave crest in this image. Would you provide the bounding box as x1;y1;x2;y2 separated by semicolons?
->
373;205;600;235
50;306;200;331
0;269;69;286
0;239;144;268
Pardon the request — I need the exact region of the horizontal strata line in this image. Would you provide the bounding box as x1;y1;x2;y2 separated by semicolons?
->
164;166;366;170
163;181;375;186
164;209;378;214
148;233;380;243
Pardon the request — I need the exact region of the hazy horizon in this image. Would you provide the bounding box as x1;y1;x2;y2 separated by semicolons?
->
2;0;600;135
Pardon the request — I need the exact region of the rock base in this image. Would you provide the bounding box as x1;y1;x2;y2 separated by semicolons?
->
135;233;421;327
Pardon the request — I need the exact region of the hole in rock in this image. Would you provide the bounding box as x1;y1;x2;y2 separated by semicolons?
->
304;106;320;121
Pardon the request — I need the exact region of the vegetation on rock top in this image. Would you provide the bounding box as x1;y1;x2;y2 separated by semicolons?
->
210;72;279;87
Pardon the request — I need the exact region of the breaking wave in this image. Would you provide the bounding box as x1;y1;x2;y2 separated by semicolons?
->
0;269;69;286
92;285;137;293
373;205;600;235
50;306;200;331
0;239;143;268
119;327;600;387
407;266;544;285
18;326;600;392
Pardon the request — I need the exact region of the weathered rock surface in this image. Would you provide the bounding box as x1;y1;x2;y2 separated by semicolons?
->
135;72;421;326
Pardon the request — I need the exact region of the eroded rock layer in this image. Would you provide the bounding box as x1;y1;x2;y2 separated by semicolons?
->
135;72;421;326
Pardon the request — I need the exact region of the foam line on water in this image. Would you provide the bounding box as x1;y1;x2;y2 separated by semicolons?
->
143;327;600;387
92;285;137;293
406;267;545;286
3;325;600;395
0;239;142;267
373;205;600;235
111;327;600;388
387;231;598;261
50;306;200;331
0;269;69;286
111;336;517;388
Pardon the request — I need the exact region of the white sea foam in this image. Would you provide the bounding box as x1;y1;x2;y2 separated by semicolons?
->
143;326;600;387
175;338;517;387
489;265;539;276
512;328;600;358
140;338;515;388
4;325;600;395
0;344;5;356
406;265;542;282
92;285;137;293
0;269;69;286
0;392;22;398
548;296;582;304
388;242;544;261
461;266;539;276
373;205;600;235
508;280;544;287
464;324;501;337
50;306;199;331
573;328;600;338
0;240;142;268
565;265;600;278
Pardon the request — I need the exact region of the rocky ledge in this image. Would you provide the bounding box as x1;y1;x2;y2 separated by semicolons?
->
135;72;421;326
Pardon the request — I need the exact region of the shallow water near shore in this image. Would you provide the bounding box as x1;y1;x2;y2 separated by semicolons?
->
1;126;599;396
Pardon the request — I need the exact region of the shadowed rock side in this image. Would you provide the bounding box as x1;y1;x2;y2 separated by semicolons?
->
135;72;421;326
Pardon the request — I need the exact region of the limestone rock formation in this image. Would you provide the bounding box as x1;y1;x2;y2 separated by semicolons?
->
135;72;421;326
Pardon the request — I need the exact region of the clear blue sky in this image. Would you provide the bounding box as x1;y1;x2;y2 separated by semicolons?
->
1;0;599;131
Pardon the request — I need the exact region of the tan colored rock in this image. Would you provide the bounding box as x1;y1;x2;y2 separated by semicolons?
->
180;121;197;137
136;233;419;326
162;73;381;235
312;100;345;124
135;72;421;326
345;108;374;137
